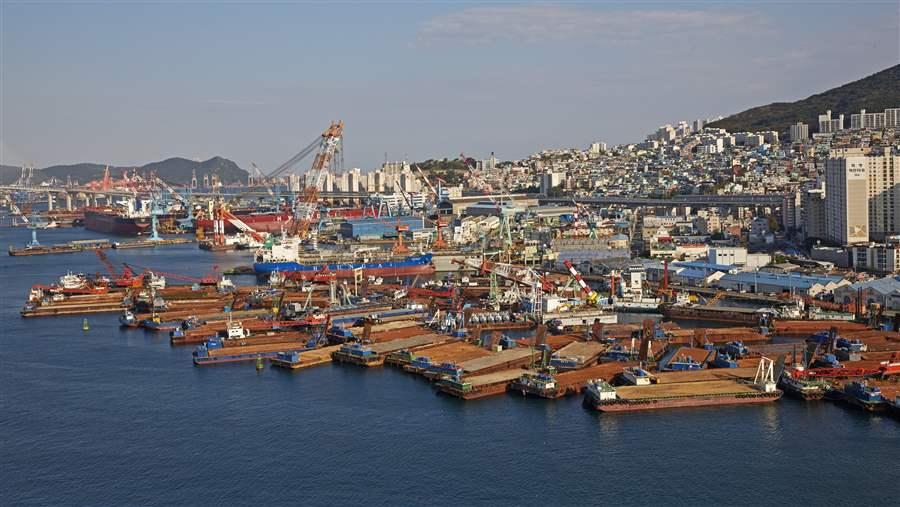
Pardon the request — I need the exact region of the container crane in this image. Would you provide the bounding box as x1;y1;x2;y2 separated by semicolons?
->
290;121;344;239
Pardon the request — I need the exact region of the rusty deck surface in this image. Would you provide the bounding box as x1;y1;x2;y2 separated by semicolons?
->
615;379;759;400
368;334;446;354
369;325;433;342
459;348;536;374
556;362;636;389
346;320;420;335
466;368;533;387
654;367;758;384
668;347;716;365
667;327;768;344
555;340;607;360
414;342;491;363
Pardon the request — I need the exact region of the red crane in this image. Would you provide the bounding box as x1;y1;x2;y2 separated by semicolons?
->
95;250;143;287
289;121;344;239
125;263;220;285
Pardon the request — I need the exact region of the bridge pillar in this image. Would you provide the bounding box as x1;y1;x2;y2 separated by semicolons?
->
65;192;73;211
47;191;54;211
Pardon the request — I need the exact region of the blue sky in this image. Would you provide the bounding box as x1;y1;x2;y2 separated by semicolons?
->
2;1;898;172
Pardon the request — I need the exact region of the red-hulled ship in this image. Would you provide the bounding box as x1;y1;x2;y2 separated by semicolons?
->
195;207;372;233
84;207;151;235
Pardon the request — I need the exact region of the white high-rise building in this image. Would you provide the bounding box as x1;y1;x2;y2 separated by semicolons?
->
789;122;809;142
824;154;869;244
850;109;887;129
818;110;844;134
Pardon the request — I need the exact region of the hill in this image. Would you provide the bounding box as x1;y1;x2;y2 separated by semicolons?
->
707;64;900;134
0;157;246;186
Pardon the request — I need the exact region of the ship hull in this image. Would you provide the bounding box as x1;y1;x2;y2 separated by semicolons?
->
84;209;150;236
196;208;371;233
585;391;782;412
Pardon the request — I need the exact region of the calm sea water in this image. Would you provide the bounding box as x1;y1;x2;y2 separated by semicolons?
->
1;227;898;506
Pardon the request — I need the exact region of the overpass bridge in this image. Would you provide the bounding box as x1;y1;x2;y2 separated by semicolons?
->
540;194;784;207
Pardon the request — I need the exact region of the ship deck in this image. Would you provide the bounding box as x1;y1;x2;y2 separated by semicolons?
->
460;348;537;375
368;334;447;355
653;367;759;384
614;379;759;400
408;341;491;364
554;340;607;362
467;368;532;388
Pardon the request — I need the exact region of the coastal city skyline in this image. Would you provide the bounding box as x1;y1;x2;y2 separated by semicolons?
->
3;2;899;506
2;1;898;170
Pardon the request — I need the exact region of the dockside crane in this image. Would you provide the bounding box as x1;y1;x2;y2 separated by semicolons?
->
563;259;600;305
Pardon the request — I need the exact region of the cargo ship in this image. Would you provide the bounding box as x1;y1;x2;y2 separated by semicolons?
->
196;207;371;234
84;206;151;235
583;379;783;412
253;236;434;279
660;303;773;325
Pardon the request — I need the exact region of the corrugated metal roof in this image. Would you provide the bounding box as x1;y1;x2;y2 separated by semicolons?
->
719;271;843;290
847;276;900;295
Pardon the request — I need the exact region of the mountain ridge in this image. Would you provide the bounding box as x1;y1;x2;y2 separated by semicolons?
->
0;156;247;186
707;64;900;134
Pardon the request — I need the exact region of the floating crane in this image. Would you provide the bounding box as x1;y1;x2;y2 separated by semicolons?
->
289;121;344;239
95;250;143;287
124;263;219;286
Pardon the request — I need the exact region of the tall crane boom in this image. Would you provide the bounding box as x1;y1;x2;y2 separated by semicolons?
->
290;121;344;238
564;259;599;305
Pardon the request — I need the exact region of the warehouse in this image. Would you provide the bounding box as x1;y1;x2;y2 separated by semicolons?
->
715;271;849;297
339;217;426;240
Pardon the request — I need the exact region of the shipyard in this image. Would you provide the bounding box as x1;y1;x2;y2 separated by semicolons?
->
4;119;900;425
3;6;900;501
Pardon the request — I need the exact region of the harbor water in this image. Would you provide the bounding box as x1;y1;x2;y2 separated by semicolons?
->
1;227;898;506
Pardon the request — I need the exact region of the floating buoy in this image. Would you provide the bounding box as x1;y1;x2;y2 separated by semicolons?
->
82;318;90;331
255;355;264;371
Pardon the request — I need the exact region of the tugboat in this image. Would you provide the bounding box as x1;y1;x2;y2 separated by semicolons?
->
583;379;618;408
510;372;561;398
839;381;887;413
709;352;739;369
778;365;828;400
403;355;433;374
622;366;654;385
662;355;703;372
119;310;139;328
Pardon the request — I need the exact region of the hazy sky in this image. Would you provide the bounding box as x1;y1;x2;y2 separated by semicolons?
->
1;1;898;172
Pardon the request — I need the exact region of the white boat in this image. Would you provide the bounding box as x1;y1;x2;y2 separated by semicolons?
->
146;272;166;290
225;319;251;340
217;276;236;293
268;270;285;287
59;271;88;289
622;366;654;386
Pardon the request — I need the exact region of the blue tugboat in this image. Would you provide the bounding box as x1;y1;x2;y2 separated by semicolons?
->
839;381;886;413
